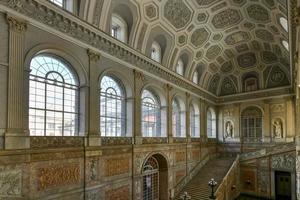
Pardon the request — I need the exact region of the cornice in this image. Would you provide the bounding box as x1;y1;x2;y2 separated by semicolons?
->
0;0;294;104
217;86;294;105
0;0;217;102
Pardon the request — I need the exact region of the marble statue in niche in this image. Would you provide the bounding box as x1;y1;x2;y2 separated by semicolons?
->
225;121;233;138
273;119;283;138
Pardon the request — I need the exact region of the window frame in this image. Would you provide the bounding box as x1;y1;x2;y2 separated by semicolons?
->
29;54;80;136
141;89;162;137
99;75;126;137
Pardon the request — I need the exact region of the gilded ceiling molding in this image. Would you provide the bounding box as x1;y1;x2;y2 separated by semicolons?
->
0;0;217;103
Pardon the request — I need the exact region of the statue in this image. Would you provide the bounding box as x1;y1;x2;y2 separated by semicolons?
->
273;120;282;138
225;121;233;138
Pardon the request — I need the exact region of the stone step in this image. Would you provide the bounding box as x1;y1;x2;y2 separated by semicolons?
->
175;157;235;200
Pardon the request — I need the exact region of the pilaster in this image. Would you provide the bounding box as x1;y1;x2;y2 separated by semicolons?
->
185;92;191;143
165;84;173;143
5;15;29;149
263;100;271;142
87;49;101;146
133;70;144;144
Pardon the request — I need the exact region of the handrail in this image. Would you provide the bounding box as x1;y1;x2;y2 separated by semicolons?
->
239;141;295;161
215;155;240;200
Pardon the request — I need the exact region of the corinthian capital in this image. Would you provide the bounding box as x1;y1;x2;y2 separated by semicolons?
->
6;16;27;33
87;49;101;62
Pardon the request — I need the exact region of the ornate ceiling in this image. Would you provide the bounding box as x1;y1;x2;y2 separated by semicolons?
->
81;0;292;96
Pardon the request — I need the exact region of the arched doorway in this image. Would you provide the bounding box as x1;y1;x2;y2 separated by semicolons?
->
142;154;168;200
241;106;263;142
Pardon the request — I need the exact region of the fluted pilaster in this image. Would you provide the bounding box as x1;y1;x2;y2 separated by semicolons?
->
5;15;28;149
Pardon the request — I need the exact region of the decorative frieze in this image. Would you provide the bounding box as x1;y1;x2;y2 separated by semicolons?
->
0;169;22;197
101;137;132;146
271;152;295;170
30;136;84;149
142;137;168;144
104;158;130;177
37;164;80;190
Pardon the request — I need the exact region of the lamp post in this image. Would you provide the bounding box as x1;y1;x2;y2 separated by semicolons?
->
180;192;191;200
208;178;217;199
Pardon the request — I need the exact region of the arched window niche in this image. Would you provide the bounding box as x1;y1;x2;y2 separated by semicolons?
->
151;41;162;63
172;97;186;138
141;87;166;137
190;102;200;138
176;59;184;76
29;54;80;136
192;71;199;84
207;107;216;138
111;14;128;43
241;106;263;142
99;75;127;137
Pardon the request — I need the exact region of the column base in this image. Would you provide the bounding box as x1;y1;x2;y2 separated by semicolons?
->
86;135;101;146
5;135;30;149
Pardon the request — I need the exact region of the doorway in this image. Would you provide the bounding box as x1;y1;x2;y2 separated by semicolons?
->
275;171;291;200
142;154;168;200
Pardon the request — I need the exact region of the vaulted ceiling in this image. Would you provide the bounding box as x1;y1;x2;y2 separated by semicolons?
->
79;0;292;96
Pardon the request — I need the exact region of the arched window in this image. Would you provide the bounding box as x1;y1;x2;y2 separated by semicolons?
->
190;104;200;138
241;107;262;141
29;55;79;136
244;77;258;92
151;41;162;63
49;0;75;12
111;14;128;43
100;76;126;137
49;0;64;7
192;71;199;84
176;59;184;76
207;108;216;138
141;90;161;137
172;98;185;137
279;17;288;32
282;40;289;51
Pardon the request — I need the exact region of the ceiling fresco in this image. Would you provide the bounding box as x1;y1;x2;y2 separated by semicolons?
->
83;0;292;96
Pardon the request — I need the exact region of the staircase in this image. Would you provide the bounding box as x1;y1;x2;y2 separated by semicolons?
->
175;157;235;200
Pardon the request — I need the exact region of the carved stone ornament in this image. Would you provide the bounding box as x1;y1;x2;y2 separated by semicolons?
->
1;0;217;101
272;118;283;138
0;169;22;197
224;121;233;138
87;49;101;62
6;16;27;33
271;153;295;170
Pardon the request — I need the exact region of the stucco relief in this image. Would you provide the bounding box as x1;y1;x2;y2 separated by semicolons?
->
0;169;22;197
271;153;295;170
163;0;192;29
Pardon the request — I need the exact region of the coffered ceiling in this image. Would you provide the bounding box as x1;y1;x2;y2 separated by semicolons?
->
81;0;292;96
